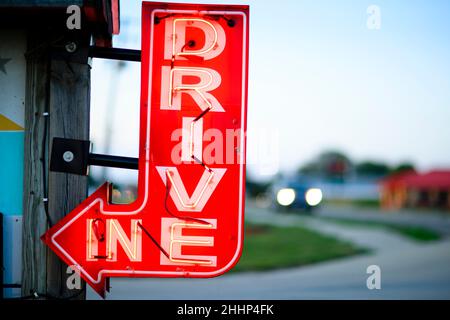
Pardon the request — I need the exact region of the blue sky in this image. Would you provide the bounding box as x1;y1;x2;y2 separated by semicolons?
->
90;0;450;182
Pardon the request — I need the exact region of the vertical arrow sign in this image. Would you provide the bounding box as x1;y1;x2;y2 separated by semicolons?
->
41;2;249;298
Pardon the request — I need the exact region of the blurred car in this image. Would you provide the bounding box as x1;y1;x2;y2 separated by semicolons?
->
271;178;323;212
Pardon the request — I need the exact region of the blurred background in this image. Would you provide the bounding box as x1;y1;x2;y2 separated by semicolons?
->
87;0;450;299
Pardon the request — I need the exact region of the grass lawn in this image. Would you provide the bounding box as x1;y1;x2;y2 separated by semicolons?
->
233;223;367;272
323;199;380;208
317;217;441;242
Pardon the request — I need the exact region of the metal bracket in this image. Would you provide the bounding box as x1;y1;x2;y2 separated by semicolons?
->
50;138;91;175
50;137;138;175
48;47;142;175
88;46;141;62
48;47;141;175
89;152;139;170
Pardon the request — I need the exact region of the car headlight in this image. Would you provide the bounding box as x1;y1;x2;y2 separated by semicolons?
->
276;188;296;206
305;188;323;206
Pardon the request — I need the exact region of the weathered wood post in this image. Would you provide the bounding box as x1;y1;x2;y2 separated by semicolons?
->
48;34;92;299
22;28;53;298
4;1;121;299
22;28;91;301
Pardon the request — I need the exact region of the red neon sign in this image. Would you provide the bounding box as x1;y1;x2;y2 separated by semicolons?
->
42;2;249;298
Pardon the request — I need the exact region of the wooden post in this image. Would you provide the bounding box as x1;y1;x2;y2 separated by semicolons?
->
46;38;90;299
22;28;90;299
22;30;52;297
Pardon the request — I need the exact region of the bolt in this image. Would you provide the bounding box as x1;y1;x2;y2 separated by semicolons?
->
227;19;236;27
187;40;196;48
63;151;74;163
65;41;77;53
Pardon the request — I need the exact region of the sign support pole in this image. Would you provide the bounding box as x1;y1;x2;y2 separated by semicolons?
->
22;29;90;300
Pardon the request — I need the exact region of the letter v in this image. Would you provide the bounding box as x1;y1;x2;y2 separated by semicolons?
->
156;166;226;212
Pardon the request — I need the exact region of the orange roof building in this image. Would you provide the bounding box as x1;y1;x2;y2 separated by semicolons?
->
380;170;450;211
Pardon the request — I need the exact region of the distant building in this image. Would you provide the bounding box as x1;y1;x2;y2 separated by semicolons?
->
317;177;380;201
380;170;450;211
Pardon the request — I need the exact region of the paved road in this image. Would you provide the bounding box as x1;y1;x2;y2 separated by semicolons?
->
88;205;450;300
315;204;450;236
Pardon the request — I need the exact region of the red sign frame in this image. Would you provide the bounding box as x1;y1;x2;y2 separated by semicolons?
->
42;2;249;298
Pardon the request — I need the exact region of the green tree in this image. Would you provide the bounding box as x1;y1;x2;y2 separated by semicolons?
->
391;162;416;175
355;161;390;177
298;150;353;182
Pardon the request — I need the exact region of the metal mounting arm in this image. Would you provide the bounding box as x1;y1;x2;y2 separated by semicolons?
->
50;137;138;175
49;47;142;175
88;46;141;62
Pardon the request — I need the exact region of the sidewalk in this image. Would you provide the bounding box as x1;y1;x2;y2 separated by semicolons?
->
317;204;450;236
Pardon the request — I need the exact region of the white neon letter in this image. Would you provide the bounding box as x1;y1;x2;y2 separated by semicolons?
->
160;218;217;266
182;117;203;162
156;166;226;212
106;219;142;262
164;17;226;61
160;66;224;112
86;219;99;261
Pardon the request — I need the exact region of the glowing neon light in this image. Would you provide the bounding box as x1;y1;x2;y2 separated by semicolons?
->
169;67;213;109
166;169;214;209
172;18;218;57
160;66;224;111
156;166;227;212
107;219;142;262
160;218;217;266
181;117;203;162
86;219;97;261
189;120;195;158
169;222;214;265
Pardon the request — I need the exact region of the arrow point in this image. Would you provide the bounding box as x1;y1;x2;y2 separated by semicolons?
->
40;182;112;299
40;232;48;243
